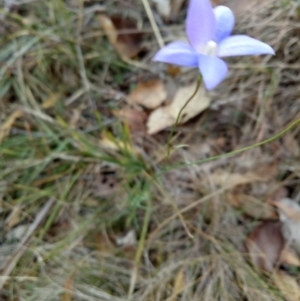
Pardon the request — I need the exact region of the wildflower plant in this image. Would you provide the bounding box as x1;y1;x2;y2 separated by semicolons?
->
154;0;275;90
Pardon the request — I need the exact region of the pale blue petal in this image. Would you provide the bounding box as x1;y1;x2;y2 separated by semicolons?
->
186;0;216;52
214;6;234;43
218;35;275;57
153;41;198;67
198;55;228;90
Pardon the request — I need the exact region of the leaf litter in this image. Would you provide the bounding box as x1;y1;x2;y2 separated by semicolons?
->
147;81;211;134
3;0;300;300
97;14;143;59
128;79;168;109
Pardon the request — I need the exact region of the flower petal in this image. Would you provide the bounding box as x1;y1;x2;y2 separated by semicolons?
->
198;55;228;90
214;6;234;43
218;35;275;57
186;0;216;51
153;41;199;66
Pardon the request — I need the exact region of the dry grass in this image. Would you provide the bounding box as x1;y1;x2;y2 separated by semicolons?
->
1;0;300;300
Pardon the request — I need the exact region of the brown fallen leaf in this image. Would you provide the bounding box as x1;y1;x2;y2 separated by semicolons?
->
207;170;269;188
272;198;300;222
147;81;210;134
246;221;284;272
117;107;148;133
128;80;167;109
267;186;288;203
280;248;300;267
169;82;210;123
273;271;300;301
97;14;143;59
230;193;276;220
147;106;175;135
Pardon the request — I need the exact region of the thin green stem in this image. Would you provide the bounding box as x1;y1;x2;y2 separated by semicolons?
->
128;199;151;299
165;116;300;172
166;79;202;157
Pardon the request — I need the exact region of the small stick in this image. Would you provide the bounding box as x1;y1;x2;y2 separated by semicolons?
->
0;198;55;290
141;0;165;48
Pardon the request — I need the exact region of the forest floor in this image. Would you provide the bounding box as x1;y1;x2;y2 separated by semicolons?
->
1;0;300;300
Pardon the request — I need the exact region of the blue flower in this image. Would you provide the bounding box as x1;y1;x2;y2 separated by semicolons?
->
153;0;275;90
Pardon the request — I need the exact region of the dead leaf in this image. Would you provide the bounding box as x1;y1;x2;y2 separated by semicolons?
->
0;110;23;143
208;170;269;188
272;198;300;222
169;82;210;122
273;271;300;301
97;14;143;59
273;198;300;254
147;106;175;135
230;193;276;219
267;186;288;203
280;248;300;267
128;80;167;109
246;221;284;272
147;82;210;134
117;108;148;133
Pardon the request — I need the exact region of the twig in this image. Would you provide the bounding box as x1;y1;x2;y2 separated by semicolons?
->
167;79;201;157
0;198;55;289
141;0;164;48
165;115;300;171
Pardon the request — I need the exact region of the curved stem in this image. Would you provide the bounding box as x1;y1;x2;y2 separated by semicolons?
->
166;79;202;157
127;198;151;299
164;116;300;172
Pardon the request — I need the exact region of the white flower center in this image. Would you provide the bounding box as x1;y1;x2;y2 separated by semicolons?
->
202;40;218;56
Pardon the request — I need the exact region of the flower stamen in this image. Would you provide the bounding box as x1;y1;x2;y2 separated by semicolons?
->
202;40;218;56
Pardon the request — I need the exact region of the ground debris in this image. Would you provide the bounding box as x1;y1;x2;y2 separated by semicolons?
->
246;220;284;272
97;14;143;59
147;81;211;134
